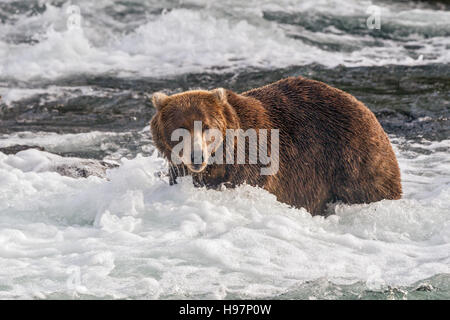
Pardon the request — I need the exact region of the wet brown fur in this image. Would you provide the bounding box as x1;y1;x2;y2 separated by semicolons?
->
150;77;402;215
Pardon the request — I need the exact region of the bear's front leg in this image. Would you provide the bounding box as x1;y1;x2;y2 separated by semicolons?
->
168;163;189;185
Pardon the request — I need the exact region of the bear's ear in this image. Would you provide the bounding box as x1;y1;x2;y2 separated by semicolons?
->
152;92;169;111
211;88;227;104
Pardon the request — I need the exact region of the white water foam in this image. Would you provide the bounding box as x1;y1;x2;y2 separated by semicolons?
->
0;134;448;299
0;86;116;107
0;131;132;154
1;0;449;81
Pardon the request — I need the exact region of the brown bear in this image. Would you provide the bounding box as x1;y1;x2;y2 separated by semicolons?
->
150;77;402;215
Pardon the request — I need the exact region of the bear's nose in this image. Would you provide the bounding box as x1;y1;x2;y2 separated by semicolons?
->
191;151;204;164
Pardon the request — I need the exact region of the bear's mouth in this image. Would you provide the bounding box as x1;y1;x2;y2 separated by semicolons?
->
187;163;207;173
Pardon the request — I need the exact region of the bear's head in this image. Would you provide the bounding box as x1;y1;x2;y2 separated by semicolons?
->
150;89;239;173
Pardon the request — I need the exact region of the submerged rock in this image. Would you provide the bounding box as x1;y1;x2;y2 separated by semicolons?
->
0;144;44;154
0;146;118;179
54;160;118;179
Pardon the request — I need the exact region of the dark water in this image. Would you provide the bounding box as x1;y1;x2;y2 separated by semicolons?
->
2;64;448;160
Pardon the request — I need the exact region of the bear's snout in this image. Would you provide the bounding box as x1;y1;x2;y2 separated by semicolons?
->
184;127;209;173
190;151;205;165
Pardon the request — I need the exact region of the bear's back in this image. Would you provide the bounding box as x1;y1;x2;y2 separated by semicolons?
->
241;77;401;214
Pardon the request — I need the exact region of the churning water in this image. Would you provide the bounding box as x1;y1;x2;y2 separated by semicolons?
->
0;0;449;299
